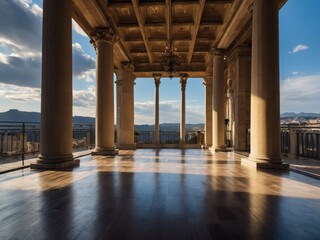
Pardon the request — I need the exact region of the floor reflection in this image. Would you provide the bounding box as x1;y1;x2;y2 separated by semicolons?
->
0;149;319;239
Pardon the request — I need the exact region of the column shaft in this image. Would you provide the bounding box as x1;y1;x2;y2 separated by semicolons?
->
180;74;188;143
91;29;118;155
116;63;136;149
31;0;78;169
211;53;225;151
204;72;213;147
242;0;288;168
233;47;251;151
153;74;161;144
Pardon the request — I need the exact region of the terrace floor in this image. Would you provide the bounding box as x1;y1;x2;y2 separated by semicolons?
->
0;149;319;240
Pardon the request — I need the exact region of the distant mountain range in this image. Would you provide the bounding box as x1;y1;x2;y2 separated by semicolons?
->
2;109;319;128
0;109;204;131
280;112;320;118
0;109;95;124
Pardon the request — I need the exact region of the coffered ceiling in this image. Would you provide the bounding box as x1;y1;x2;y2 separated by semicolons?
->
72;0;287;78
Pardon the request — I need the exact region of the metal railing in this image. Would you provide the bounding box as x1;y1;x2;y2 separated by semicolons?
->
0;121;95;169
280;124;320;160
135;130;205;144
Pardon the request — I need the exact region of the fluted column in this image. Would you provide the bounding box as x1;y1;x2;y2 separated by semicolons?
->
204;61;213;148
153;74;161;144
31;0;79;169
116;62;136;149
180;73;188;143
91;28;118;156
241;0;288;169
233;47;251;151
211;50;225;151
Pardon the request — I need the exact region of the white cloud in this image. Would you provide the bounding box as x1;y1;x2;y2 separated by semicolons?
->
0;1;96;88
0;83;40;102
292;71;299;75
73;86;96;107
0;0;42;54
134;100;204;124
73;86;96;117
72;19;87;37
72;43;96;82
290;44;309;53
281;74;320;112
0;54;41;87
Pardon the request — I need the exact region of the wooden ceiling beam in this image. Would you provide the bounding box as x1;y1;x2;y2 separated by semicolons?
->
200;20;223;26
172;21;194;26
144;22;167;27
131;0;154;63
165;0;170;43
117;22;140;28
187;0;206;65
206;0;233;4
139;1;166;6
95;0;131;62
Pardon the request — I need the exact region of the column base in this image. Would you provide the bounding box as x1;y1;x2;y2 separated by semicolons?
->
91;148;119;156
241;157;289;169
30;156;80;170
116;143;136;150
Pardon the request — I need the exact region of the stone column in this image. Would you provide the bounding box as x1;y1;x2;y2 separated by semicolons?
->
211;50;225;151
233;47;251;151
116;62;136;149
204;62;213;148
241;0;288;169
91;28;118;156
153;74;161;144
180;73;188;143
31;0;79;169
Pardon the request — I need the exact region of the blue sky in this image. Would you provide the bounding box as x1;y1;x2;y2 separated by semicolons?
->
0;0;319;124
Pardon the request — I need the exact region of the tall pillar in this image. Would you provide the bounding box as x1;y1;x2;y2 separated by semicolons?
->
31;0;79;169
153;74;161;144
241;0;288;169
233;47;251;151
91;28;118;156
204;61;213;148
116;62;136;149
180;73;188;143
211;50;225;151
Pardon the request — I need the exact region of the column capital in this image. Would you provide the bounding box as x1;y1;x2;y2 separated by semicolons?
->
121;61;135;72
180;73;188;91
210;48;225;57
90;28;119;51
153;73;162;86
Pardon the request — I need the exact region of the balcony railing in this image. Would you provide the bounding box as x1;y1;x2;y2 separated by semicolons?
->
281;124;320;160
135;130;205;144
0;121;95;169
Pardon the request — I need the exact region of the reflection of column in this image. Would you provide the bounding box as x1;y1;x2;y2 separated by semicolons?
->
242;0;288;169
153;74;161;144
180;73;188;143
211;50;225;151
31;0;79;169
204;61;213;148
116;62;136;149
91;28;118;156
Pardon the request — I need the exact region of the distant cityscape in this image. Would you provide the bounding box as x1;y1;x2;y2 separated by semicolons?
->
1;109;320;127
0;109;204;131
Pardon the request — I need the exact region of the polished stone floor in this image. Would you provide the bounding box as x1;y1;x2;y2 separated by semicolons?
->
0;149;319;240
